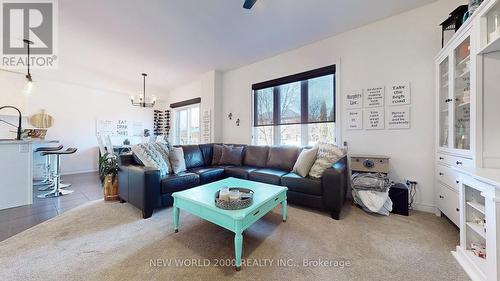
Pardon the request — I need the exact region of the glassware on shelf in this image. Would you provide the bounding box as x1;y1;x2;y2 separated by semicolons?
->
439;57;450;148
454;37;471;151
487;8;500;43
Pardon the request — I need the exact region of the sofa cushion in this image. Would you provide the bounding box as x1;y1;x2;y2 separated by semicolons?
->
182;145;205;169
266;146;299;171
243;146;269;167
248;168;288;185
160;172;200;194
198;144;214;166
225;166;257;179
219;145;244;166
281;173;322;196
188;166;225;184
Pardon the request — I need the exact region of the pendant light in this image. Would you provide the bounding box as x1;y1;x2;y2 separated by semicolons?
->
23;39;34;95
131;73;156;108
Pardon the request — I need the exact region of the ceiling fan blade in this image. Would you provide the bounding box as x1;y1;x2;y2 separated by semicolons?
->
243;0;257;9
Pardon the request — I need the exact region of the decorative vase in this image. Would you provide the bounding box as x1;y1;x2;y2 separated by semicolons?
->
103;175;119;201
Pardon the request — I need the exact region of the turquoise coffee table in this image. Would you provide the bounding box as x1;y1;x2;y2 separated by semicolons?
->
172;177;287;271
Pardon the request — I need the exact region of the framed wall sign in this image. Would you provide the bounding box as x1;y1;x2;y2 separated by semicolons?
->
387;106;411;129
345;90;363;109
388;82;411;106
364;107;385;130
96;119;144;136
346;109;363;130
364;86;385;108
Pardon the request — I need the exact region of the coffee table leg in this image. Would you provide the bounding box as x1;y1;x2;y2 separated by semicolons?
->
282;200;287;222
173;205;179;233
234;232;243;271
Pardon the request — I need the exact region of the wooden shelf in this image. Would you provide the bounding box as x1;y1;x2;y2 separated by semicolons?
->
467;222;486;239
467;201;485;214
478;34;500;55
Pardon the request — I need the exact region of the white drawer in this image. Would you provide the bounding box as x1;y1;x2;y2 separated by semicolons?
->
436;164;460;191
436;153;473;169
436;182;459;227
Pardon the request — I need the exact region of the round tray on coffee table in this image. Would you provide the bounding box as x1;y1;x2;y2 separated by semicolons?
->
215;187;254;210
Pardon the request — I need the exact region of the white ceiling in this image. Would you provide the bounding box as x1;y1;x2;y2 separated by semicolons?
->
50;0;437;96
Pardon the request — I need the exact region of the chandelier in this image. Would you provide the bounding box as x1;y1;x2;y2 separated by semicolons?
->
131;73;155;107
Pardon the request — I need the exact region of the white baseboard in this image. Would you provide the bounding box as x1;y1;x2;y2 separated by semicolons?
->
411;202;436;213
61;169;98;176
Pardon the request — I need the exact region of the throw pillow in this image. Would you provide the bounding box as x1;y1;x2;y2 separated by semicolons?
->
131;143;169;177
212;144;231;165
150;143;172;174
169;147;187;174
308;143;346;179
292;146;319;177
219;145;244;166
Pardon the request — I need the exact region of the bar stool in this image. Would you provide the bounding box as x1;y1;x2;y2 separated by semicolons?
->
33;145;63;190
37;148;77;198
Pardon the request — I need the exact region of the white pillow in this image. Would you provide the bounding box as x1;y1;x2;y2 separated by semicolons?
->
169;147;186;174
292;146;318;177
308;143;346;178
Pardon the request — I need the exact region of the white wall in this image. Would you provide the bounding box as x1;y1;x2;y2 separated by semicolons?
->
0;70;153;174
161;70;223;143
220;0;465;212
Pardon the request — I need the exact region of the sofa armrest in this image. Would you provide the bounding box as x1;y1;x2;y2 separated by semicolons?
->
321;155;349;220
118;164;161;219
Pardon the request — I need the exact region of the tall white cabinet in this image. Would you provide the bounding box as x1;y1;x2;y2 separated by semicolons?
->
435;1;500;280
435;19;476;227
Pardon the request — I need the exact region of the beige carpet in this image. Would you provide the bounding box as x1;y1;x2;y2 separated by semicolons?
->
0;200;468;281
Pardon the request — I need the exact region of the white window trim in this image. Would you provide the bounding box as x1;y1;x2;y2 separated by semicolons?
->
172;103;201;145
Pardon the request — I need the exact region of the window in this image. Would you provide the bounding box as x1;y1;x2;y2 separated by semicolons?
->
253;65;336;146
173;104;200;145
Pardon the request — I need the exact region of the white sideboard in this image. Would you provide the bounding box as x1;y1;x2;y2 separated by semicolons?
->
453;167;500;281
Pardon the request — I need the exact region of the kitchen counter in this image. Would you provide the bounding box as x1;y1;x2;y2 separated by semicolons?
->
0;139;59;210
0;139;57;145
0;141;33;210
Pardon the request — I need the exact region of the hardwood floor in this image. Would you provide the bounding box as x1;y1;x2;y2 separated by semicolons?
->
0;172;102;242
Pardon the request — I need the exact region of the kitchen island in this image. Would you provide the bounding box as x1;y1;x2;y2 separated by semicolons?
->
0;139;60;210
0;140;33;210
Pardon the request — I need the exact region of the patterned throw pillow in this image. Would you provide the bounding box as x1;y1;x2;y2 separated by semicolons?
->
131;143;169;177
308;143;346;179
150;143;171;174
169;147;187;174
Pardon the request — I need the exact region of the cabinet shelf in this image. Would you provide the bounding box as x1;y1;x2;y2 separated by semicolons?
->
478;33;500;54
456;69;470;79
456;55;470;67
467;222;486;239
467;201;485;214
457;102;470;107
